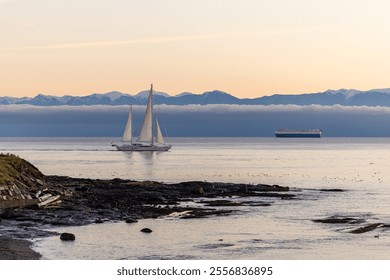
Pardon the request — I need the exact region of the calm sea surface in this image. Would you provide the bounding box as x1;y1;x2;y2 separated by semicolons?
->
1;137;390;259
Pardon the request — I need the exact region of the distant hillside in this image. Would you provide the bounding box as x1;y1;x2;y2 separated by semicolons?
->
2;88;390;106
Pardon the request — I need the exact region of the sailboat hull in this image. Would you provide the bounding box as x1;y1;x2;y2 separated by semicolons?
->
114;143;172;151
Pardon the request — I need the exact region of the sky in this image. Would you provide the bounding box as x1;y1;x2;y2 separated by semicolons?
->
2;0;390;98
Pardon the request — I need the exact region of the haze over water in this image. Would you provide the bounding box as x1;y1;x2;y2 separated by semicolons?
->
2;137;390;259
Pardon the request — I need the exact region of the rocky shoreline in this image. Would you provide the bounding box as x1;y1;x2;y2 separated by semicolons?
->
1;154;387;260
0;173;294;259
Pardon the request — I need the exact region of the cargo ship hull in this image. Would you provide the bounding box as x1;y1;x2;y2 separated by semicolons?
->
275;129;322;138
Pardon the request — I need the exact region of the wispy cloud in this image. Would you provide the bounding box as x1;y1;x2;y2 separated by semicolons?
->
3;33;239;51
18;22;41;30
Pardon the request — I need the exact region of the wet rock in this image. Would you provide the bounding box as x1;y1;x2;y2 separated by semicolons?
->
349;223;383;234
201;200;242;207
380;224;390;228
239;185;249;193
312;217;364;224
95;218;104;224
196;187;205;195
196;243;235;249
319;189;345;192
60;232;75;241
252;192;295;199
125;218;138;224
180;209;233;219
17;221;36;227
145;194;167;204
244;202;272;207
251;184;289;192
140;228;152;233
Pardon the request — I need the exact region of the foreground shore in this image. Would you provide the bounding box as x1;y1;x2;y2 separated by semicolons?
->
0;175;293;260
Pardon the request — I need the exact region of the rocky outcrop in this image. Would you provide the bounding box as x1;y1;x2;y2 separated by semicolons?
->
0;154;43;208
0;154;66;209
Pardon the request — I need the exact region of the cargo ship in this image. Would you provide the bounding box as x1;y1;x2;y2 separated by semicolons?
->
275;129;322;138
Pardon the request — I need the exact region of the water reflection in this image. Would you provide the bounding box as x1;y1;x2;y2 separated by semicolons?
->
119;151;168;179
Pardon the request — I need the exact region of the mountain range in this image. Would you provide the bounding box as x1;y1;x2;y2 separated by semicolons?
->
2;88;390;106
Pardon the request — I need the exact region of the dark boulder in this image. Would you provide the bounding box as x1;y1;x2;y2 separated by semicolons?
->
140;228;152;233
60;232;75;241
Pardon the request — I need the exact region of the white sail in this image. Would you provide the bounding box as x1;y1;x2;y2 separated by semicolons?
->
113;83;172;151
137;84;154;143
122;106;132;142
156;119;165;145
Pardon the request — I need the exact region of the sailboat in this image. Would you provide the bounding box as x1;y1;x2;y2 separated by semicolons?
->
112;84;172;151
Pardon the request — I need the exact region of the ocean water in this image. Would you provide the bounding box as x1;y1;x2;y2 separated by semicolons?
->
1;137;390;259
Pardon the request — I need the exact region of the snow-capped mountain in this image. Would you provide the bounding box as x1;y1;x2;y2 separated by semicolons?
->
2;88;390;106
135;90;170;99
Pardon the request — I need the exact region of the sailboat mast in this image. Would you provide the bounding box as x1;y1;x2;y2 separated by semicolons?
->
130;104;133;144
150;84;154;146
136;83;154;144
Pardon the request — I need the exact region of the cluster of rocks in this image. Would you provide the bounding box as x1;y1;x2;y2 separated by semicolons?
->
34;176;293;226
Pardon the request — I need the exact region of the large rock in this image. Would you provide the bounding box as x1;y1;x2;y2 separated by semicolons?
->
60;232;75;241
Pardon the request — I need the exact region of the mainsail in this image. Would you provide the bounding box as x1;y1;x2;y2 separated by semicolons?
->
137;84;154;143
